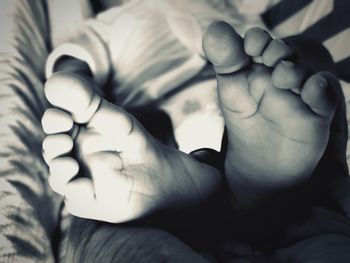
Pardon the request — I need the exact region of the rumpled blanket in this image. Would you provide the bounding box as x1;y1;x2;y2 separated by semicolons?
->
0;1;60;262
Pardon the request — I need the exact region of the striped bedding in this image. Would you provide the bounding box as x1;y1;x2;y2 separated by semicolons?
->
0;1;60;262
0;0;349;261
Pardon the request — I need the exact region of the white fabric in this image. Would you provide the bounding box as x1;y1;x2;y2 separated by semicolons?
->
45;25;111;88
45;0;246;108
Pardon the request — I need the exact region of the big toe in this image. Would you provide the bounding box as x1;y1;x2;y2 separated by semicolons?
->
45;72;101;124
202;21;250;74
202;22;258;119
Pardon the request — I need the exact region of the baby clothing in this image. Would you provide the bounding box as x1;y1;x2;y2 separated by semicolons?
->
46;0;237;107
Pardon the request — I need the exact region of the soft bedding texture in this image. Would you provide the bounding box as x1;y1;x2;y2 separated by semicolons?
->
0;1;60;262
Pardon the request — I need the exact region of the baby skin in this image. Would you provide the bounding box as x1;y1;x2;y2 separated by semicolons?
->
202;22;339;210
42;21;339;223
42;73;222;223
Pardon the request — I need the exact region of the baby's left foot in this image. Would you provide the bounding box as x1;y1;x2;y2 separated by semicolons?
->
203;22;339;208
42;72;222;223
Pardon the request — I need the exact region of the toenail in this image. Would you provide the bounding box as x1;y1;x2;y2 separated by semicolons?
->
253;56;263;64
281;60;294;68
291;88;301;95
275;39;286;45
317;75;328;88
251;27;266;32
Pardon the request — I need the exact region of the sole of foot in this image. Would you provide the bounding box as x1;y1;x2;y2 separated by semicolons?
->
42;72;222;223
202;21;338;208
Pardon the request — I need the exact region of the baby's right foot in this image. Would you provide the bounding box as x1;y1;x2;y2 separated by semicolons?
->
203;22;339;209
42;72;222;223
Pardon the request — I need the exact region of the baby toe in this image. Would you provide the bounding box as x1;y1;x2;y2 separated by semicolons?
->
272;60;309;90
262;39;294;67
49;157;79;195
43;134;73;164
244;27;272;57
42;108;74;134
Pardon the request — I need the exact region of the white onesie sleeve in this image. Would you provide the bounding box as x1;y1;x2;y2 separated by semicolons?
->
45;21;111;87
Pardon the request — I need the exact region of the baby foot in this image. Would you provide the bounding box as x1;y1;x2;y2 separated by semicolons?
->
202;22;338;208
42;72;221;223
